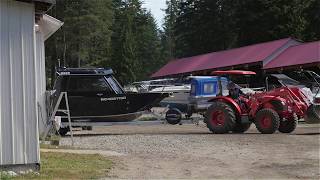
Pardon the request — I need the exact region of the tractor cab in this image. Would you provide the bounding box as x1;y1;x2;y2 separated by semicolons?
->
211;70;257;99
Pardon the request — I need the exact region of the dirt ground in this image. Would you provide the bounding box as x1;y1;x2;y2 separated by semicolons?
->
61;123;320;179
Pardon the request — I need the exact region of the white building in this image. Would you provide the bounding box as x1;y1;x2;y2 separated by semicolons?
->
0;0;62;170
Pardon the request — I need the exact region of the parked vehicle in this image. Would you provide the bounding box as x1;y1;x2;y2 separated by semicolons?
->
53;68;169;135
286;70;320;94
266;71;320;124
204;70;320;134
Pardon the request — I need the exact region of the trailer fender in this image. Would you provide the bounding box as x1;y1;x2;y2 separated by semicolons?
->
208;96;242;115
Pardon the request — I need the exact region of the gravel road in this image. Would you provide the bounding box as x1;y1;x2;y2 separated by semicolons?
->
61;123;320;179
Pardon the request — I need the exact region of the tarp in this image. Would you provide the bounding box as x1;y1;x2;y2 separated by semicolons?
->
264;41;320;69
152;38;291;78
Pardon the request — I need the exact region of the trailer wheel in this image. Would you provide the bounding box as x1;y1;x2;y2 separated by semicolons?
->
255;108;280;134
232;123;251;133
58;127;69;136
205;102;236;134
278;116;298;133
166;108;182;125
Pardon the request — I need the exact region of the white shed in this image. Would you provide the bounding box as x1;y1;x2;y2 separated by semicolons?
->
0;0;62;171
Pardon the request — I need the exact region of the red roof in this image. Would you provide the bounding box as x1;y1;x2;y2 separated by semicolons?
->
264;41;320;69
152;38;292;78
212;70;256;75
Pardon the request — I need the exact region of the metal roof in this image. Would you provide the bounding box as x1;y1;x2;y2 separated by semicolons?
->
152;38;291;78
264;41;320;70
57;68;114;76
212;70;257;75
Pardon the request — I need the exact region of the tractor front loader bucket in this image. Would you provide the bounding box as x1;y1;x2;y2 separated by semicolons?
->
304;105;320;124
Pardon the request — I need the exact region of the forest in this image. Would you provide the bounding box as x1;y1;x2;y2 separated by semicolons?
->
46;0;320;86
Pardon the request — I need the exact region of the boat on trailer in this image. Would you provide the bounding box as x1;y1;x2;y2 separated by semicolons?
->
52;68;169;125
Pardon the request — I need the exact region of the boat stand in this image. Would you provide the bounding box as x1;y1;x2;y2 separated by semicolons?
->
42;92;74;146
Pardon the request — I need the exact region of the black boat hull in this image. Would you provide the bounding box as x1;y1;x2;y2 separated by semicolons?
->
58;92;168;122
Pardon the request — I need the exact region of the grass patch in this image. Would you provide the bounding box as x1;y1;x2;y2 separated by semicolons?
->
14;152;112;180
0;172;13;180
39;144;76;150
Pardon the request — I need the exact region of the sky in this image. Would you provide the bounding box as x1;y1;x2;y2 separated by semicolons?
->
141;0;166;27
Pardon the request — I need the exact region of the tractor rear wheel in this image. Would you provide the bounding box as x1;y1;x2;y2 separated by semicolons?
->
278;116;298;133
232;123;252;133
205;102;236;134
255;108;280;134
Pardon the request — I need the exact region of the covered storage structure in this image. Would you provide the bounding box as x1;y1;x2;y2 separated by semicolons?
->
0;0;61;170
151;38;300;78
152;38;319;79
264;41;320;71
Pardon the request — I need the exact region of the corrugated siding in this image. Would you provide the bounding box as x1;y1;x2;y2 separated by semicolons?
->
0;0;40;165
35;28;47;135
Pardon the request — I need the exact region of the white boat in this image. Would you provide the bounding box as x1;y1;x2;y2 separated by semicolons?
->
150;85;191;105
125;78;191;112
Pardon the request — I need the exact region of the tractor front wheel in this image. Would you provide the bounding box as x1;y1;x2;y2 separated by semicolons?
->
205;102;236;134
255;108;280;134
278;116;298;133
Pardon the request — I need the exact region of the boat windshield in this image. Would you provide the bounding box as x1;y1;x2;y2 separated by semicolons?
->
105;76;125;94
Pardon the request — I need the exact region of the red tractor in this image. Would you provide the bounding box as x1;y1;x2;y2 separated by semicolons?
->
204;70;319;134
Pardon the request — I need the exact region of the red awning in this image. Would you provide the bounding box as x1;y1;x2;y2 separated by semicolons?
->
212;70;256;75
152;38;292;78
264;41;320;70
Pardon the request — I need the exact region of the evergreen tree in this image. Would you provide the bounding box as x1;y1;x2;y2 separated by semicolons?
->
304;0;320;41
46;0;113;87
111;0;138;83
111;0;161;83
161;0;180;60
161;0;317;60
235;0;311;46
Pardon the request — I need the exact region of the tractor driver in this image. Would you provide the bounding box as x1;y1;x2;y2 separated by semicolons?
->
227;82;242;99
